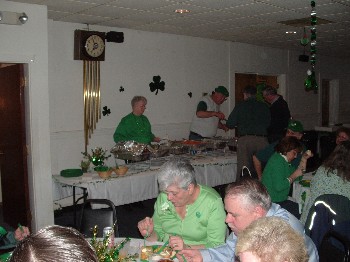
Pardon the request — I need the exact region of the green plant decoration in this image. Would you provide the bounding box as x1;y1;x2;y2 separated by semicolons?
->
90;225;134;262
82;147;111;167
149;75;165;95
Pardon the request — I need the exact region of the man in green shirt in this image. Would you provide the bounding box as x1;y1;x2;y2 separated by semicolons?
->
113;96;160;144
226;86;270;179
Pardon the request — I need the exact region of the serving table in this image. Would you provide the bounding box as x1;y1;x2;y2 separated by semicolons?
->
53;151;237;209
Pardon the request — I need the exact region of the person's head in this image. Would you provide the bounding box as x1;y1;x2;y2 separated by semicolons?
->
224;179;271;235
335;127;350;145
131;96;147;116
286;119;304;140
212;86;229;105
158;158;198;207
262;85;278;104
323;140;350;182
235;217;308;262
9;225;98;262
275;136;303;162
242;85;257;100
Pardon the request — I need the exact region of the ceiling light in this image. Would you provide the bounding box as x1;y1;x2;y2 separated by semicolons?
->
286;31;296;34
175;9;190;14
18;12;28;24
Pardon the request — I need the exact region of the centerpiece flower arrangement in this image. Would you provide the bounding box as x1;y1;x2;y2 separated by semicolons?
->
90;224;137;262
82;147;111;167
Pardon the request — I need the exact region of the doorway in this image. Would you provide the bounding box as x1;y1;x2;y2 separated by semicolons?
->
235;73;278;103
0;63;31;229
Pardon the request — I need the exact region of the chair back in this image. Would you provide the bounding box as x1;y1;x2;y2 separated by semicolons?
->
319;231;350;262
79;199;118;238
304;194;350;261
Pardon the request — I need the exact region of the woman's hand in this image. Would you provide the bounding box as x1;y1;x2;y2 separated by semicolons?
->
137;217;154;238
169;235;185;251
14;226;30;241
302;149;313;160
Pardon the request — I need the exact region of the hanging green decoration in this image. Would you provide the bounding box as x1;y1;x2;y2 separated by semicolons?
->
304;0;318;93
300;27;309;46
149;75;165;95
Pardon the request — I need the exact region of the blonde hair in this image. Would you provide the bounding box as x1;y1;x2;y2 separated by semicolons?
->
236;217;308;262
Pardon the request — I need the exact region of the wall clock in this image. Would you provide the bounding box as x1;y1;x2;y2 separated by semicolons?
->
74;30;106;61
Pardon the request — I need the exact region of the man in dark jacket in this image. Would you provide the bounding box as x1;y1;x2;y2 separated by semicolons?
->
262;85;291;143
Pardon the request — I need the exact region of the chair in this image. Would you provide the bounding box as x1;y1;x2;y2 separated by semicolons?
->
78;199;119;238
319;231;350;262
304;194;350;260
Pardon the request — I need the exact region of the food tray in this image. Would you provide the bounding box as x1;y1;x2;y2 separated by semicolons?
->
113;152;150;162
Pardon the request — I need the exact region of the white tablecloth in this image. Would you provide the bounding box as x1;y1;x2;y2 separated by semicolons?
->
53;151;237;207
292;172;313;214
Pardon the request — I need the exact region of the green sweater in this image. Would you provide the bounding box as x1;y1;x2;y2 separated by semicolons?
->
262;152;297;202
113;113;155;144
153;185;227;248
226;97;270;136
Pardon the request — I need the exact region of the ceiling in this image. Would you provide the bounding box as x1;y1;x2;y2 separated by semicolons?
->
7;0;350;58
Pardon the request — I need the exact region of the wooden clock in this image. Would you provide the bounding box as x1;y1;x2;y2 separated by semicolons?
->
74;30;106;61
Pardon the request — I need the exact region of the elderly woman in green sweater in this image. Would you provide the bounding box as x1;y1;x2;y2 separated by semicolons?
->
262;136;313;218
113;96;160;144
137;158;227;250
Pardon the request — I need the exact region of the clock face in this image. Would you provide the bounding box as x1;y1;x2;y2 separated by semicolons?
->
85;34;105;58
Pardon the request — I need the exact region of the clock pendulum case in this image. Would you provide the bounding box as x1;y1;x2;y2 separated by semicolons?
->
74;29;106;152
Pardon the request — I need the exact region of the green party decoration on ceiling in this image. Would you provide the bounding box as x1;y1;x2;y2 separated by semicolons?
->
304;0;318;93
149;75;165;95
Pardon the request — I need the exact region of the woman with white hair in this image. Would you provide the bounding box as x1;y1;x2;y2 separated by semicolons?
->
138;158;227;250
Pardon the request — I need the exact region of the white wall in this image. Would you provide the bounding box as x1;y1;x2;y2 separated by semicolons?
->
0;1;52;231
48;21;230;172
2;1;350;231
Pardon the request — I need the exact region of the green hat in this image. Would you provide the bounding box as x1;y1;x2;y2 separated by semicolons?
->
288;120;304;132
215;86;229;97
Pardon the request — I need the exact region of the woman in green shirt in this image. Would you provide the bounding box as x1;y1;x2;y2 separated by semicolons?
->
113;96;160;144
137;158;227;249
262;136;312;218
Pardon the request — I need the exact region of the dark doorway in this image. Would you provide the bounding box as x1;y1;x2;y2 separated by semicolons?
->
235;73;278;103
0;64;31;228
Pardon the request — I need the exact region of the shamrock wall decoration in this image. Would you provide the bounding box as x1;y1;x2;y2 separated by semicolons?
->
119;86;124;92
149;75;165;95
102;106;111;116
188;92;192;98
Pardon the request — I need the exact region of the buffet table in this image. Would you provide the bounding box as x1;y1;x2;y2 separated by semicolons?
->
53;151;237;208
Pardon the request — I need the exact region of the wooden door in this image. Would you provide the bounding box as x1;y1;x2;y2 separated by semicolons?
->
0;64;30;228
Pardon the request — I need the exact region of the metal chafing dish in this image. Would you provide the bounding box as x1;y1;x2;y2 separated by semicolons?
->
110;141;150;162
203;137;230;150
169;141;190;155
147;142;170;158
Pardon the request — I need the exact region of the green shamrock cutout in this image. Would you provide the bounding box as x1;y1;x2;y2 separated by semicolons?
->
149;75;165;95
188;92;192;98
119;86;124;92
196;211;201;218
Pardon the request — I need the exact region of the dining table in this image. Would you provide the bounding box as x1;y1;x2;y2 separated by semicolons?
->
53;150;237;210
90;237;179;262
292;172;314;214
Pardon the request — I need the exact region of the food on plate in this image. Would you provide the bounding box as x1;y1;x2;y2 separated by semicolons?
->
140;246;175;261
140;246;153;260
